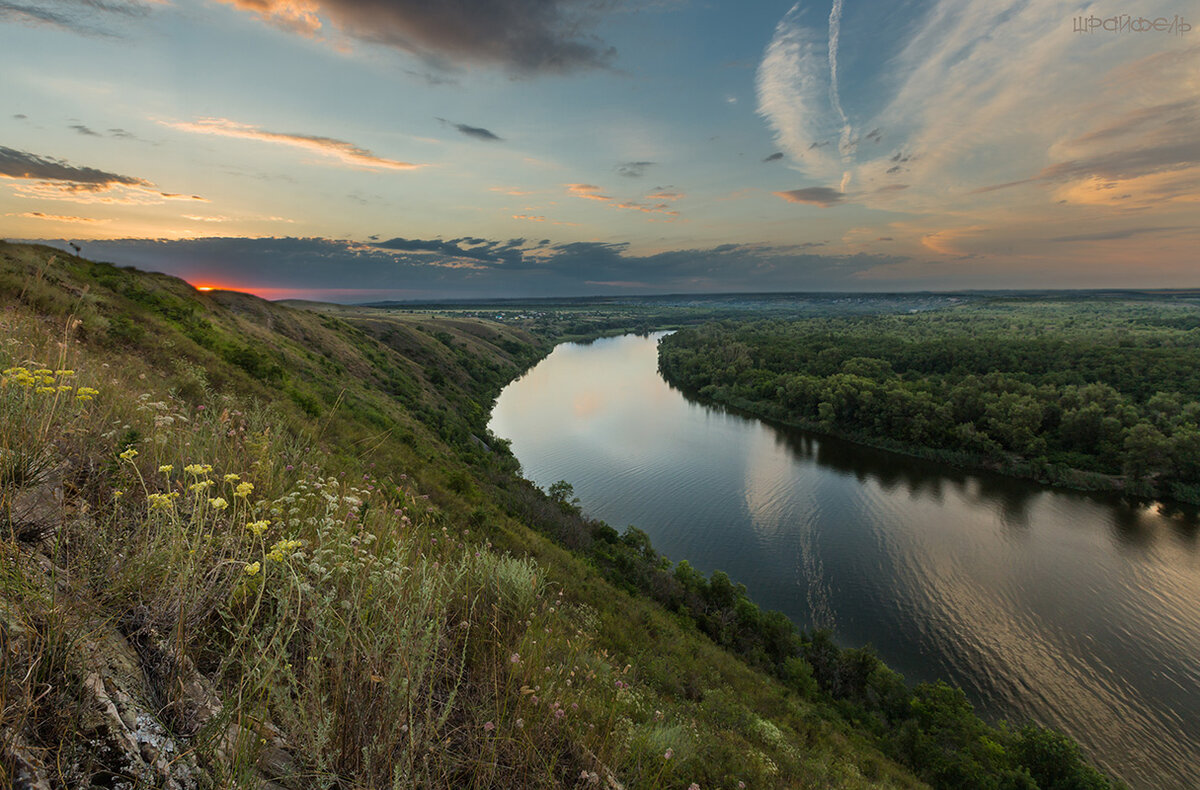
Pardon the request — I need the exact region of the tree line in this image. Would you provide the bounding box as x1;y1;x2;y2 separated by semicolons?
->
657;302;1200;503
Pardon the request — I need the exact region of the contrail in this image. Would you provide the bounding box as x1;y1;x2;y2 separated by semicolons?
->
827;0;853;162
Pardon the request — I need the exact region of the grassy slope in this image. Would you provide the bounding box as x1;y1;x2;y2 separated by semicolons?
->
1;243;922;789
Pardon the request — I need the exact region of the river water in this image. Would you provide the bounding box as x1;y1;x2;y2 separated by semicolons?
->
488;333;1200;789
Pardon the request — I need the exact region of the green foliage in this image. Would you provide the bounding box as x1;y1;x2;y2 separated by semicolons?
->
660;303;1200;502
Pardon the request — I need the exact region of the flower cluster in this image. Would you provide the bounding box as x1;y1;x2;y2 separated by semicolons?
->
147;491;180;510
2;366;95;400
267;538;303;562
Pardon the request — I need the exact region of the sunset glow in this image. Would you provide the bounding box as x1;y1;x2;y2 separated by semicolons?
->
2;1;1196;300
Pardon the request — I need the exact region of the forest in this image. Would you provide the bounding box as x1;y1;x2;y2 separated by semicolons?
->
658;300;1200;503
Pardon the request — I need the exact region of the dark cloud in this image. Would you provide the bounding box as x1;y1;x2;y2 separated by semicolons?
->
0;145;149;186
864;128;883;143
436;117;502;141
70;123;101;136
762;152;784;163
372;235;527;265
224;0;618;75
616;161;654;178
13;113;28;120
29;235;905;300
773;187;845;207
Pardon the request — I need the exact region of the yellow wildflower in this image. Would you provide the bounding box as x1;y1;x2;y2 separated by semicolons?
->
234;481;254;498
75;386;99;401
119;447;138;461
147;492;177;510
57;384;72;392
33;369;52;376
267;538;303;562
223;473;240;483
36;386;56;394
244;562;261;577
113;490;123;499
209;497;229;511
158;464;174;474
54;369;75;376
189;480;214;492
246;519;269;537
184;463;213;476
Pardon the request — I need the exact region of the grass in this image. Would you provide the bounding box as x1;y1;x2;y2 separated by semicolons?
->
0;242;934;788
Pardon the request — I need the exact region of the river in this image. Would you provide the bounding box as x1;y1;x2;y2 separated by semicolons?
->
488;332;1200;789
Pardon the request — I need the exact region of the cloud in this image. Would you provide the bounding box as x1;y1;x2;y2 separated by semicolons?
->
616;161;654;177
161;117;421;170
215;0;617;75
756;4;843;182
513;214;546;222
1048;226;1191;243
566;183;611;201
773;187;844;207
645;188;683;201
70;123;100;136
0;145;149;186
26;235;907;300
614;200;677;217
11;211;108;223
436;118;502;142
754;0;1199;222
13;114;27;120
0;145;204;204
0;0;157;35
762;152;784;162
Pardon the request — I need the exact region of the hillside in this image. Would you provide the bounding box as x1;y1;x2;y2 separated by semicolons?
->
0;243;1113;789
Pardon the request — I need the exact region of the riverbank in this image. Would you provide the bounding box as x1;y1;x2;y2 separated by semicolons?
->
657;313;1200;508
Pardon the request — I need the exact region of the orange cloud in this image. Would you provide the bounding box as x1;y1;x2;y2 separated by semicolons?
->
11;211;108;223
161;117;421;171
566;183;611;201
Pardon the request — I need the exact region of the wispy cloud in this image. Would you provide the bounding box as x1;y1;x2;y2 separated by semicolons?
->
774;187;844;207
215;0;617;75
616;161;654;177
11;211;108;223
566;183;612;201
0;0;159;36
161;117;421;170
437;117;502;142
754;0;1200;270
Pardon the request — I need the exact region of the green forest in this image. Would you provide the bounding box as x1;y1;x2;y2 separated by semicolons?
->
658;301;1200;504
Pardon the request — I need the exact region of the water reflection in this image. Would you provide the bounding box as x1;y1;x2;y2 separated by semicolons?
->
490;333;1200;789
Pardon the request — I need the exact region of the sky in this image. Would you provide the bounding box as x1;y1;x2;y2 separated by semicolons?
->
1;0;1197;300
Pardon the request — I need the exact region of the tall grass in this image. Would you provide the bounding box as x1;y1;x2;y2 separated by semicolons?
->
0;310;654;788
